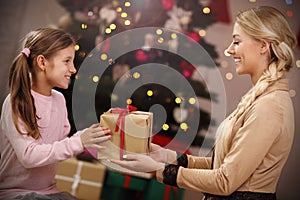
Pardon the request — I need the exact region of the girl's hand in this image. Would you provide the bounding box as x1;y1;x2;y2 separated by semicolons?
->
149;143;168;163
80;124;111;150
110;154;165;173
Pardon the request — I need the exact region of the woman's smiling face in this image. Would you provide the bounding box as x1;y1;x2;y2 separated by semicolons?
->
227;22;267;84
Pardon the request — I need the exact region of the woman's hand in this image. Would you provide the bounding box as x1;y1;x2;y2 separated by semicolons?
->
149;143;168;163
80;124;111;150
110;154;165;173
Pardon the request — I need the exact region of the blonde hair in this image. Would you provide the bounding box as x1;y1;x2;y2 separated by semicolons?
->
214;6;297;166
9;28;75;139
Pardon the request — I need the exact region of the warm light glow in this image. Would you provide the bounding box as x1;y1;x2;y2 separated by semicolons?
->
221;60;229;68
289;89;296;97
147;90;153;97
92;75;99;83
100;53;108;60
156;29;163;35
180;123;188;131
126;98;132;104
74;44;80;51
203;7;211;14
226;72;233;80
157;37;164;43
116;7;122;12
189;97;196;105
171;33;177;39
105;28;112;34
198;29;206;37
110;23;116;30
124;1;131;7
124;20;131;26
133;72;140;79
249;0;257;2
81;23;88;29
175;97;182;104
162;124;169;131
296;60;300;68
121;12;128;18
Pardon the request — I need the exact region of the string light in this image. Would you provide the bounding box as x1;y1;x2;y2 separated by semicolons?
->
124;1;131;7
156;29;163;35
289;89;296;97
147;90;154;97
121;12;128;18
226;72;233;80
171;33;177;39
105;28;112;34
110;23;117;30
198;29;206;37
74;44;80;51
189;97;196;105
296;60;300;68
124;20;131;26
157;37;164;43
92;75;99;83
81;23;88;29
126;98;132;104
100;54;108;60
133;72;141;79
162;124;169;131
203;7;211;14
116;7;122;12
180;123;188;131
175;97;182;104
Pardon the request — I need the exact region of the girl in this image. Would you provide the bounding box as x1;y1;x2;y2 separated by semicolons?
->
0;28;111;199
111;6;297;200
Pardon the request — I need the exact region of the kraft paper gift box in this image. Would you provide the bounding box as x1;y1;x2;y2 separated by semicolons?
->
55;157;106;200
99;107;153;160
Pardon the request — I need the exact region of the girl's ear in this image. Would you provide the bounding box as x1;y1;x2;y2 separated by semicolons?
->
36;55;46;71
260;40;271;55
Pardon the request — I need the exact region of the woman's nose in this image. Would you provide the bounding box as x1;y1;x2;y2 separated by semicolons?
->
226;43;235;55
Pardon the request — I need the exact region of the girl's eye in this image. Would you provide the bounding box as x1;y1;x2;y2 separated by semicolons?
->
233;41;240;45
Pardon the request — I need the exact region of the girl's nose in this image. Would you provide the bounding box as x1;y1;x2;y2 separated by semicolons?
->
69;63;77;74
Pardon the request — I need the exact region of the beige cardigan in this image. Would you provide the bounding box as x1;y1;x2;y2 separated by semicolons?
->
156;78;294;196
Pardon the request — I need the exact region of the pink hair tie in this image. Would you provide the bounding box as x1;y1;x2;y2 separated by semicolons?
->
21;48;30;58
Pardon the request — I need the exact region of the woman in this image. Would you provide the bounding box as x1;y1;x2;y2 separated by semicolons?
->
111;6;297;199
0;28;111;199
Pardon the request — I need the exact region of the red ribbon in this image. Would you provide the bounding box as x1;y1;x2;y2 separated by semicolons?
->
110;105;137;160
163;185;179;200
123;175;131;188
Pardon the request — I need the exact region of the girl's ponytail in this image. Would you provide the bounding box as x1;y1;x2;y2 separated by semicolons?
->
9;50;40;139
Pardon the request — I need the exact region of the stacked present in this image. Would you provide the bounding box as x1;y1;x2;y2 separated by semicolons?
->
55;157;106;200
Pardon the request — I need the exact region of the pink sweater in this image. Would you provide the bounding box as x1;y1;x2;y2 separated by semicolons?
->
0;90;84;199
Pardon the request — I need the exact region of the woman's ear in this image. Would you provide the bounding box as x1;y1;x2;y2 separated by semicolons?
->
260;40;271;55
36;55;46;71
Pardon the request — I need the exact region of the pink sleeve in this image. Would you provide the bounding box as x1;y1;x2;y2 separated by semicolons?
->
1;97;84;168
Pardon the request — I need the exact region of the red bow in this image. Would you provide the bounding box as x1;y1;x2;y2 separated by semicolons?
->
110;105;137;160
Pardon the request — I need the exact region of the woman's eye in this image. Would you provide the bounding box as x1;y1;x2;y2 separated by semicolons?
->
233;41;240;45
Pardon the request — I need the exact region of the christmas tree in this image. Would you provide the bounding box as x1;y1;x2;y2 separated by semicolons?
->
56;0;230;152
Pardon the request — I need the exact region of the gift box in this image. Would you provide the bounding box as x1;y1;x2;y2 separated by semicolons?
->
101;170;150;200
55;157;106;200
99;106;153;160
144;178;185;200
